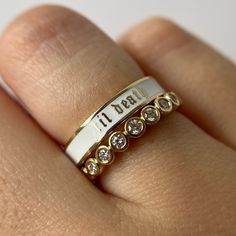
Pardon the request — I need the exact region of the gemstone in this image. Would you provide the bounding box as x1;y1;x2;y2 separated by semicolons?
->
109;132;128;151
155;97;172;113
169;93;177;102
167;92;180;106
125;117;146;137
85;159;100;176
96;146;114;165
141;105;160;124
159;98;170;109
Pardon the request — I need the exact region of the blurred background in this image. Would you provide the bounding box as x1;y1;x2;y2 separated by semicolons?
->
0;0;235;62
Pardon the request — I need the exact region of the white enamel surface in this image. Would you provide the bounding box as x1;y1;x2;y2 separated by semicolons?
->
66;77;164;165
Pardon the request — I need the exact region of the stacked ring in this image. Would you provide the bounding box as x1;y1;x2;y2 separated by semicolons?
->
81;91;181;179
65;76;181;179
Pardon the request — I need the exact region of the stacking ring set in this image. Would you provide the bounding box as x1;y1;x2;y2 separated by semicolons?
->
65;76;181;179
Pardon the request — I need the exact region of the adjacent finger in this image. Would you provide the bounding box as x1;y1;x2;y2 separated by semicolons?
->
120;18;236;149
0;88;118;235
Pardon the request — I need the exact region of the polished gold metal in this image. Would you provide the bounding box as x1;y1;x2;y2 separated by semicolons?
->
108;131;129;152
124;117;146;138
141;105;161;125
95;145;115;165
82;158;102;177
165;91;181;107
154;96;173;114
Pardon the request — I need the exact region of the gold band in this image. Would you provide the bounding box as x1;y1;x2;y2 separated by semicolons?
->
81;91;182;179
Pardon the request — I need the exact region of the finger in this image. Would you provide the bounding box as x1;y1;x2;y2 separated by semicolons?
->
120;18;236;149
0;5;142;144
0;88;117;235
0;4;146;201
0;4;235;215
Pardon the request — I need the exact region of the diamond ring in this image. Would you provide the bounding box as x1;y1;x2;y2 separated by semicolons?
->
64;76;181;179
81;91;181;179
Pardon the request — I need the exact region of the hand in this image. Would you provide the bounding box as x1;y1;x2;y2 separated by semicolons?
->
0;5;235;236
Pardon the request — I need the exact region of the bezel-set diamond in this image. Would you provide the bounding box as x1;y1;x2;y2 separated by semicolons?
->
95;145;114;165
109;131;128;151
141;105;161;125
81;90;181;179
165;92;180;107
154;96;173;113
84;158;100;176
125;117;146;138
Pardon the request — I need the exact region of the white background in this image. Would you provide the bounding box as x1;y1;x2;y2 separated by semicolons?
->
0;0;235;62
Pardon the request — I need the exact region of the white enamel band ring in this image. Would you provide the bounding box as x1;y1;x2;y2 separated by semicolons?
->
65;76;165;165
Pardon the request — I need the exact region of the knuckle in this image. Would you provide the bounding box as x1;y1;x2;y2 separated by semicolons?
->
144;17;178;30
122;16;193;62
0;5;83;67
139;17;183;39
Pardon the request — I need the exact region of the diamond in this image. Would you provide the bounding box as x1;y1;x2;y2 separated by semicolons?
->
96;146;114;165
167;92;180;106
159;98;170;109
85;159;100;176
155;97;173;113
141;105;160;124
169;93;177;103
125;117;146;137
109;131;128;151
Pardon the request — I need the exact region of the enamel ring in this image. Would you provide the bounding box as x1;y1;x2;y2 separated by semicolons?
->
65;76;165;165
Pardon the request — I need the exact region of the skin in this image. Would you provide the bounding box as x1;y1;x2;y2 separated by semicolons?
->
0;5;235;236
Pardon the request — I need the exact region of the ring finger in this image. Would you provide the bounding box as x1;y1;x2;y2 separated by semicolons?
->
0;5;234;209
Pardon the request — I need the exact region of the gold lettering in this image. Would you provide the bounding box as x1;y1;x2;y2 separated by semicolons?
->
92;122;101;132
